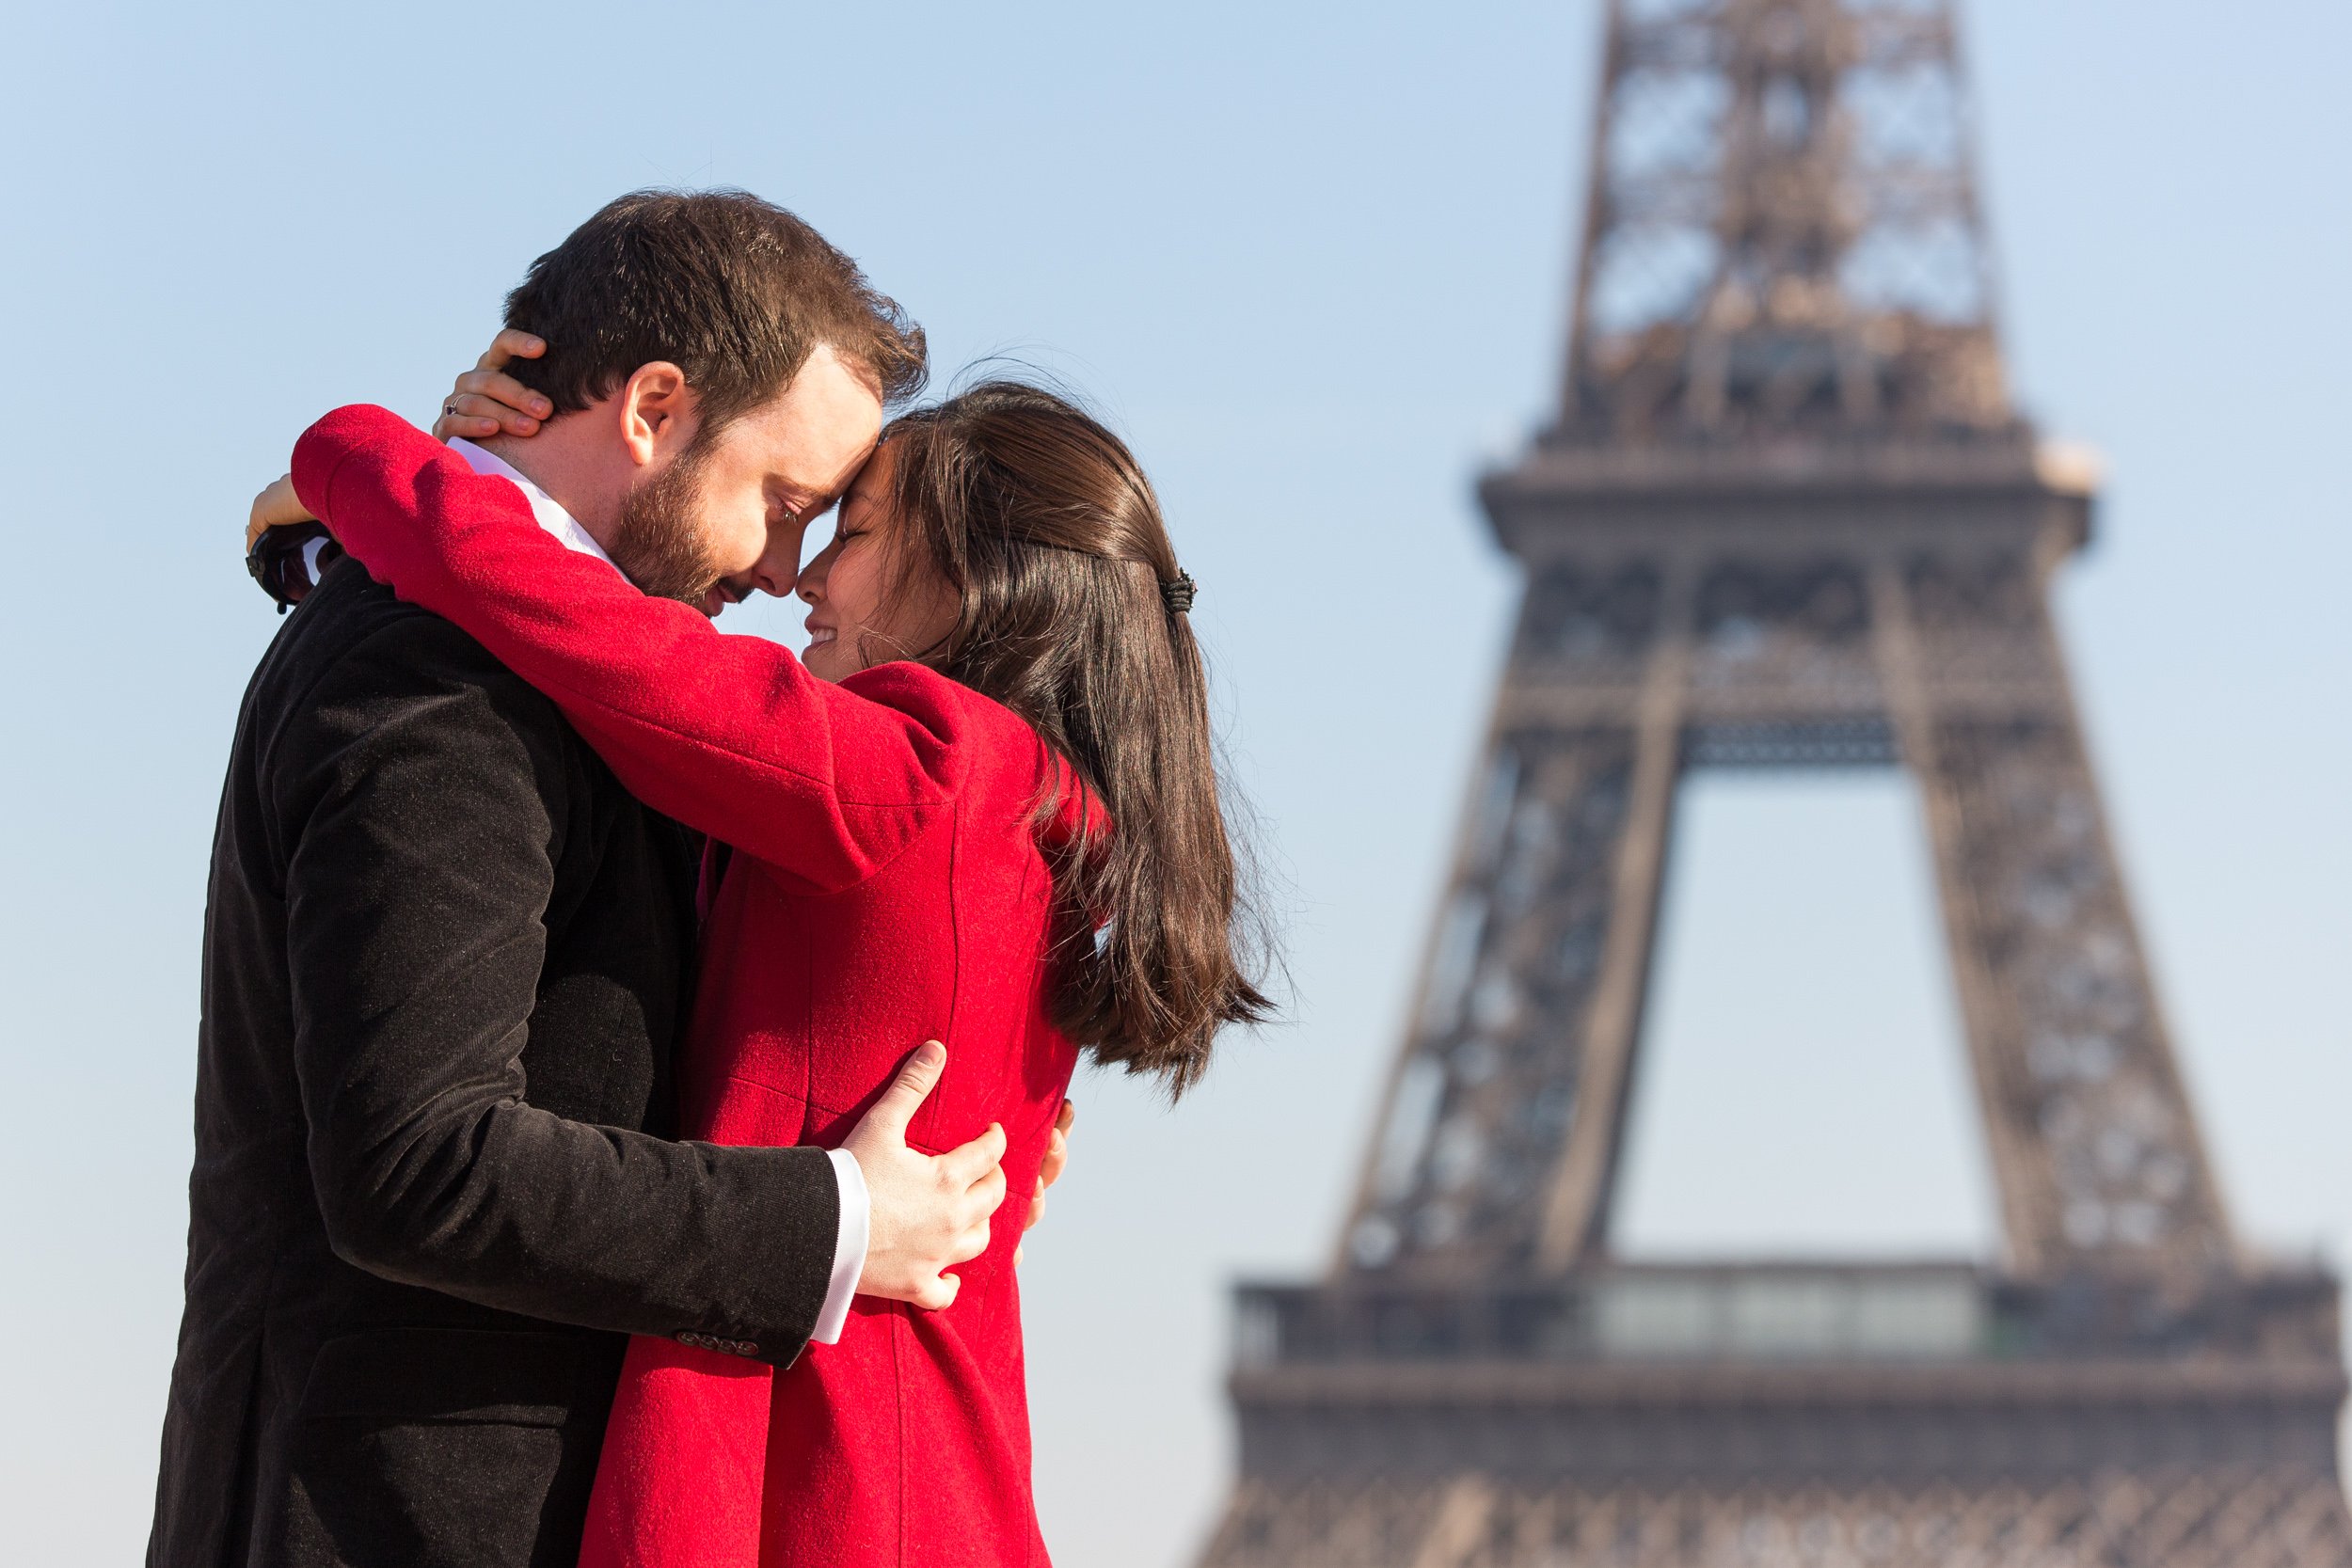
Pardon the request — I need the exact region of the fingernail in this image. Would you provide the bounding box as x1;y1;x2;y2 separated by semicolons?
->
916;1041;945;1064
531;400;550;416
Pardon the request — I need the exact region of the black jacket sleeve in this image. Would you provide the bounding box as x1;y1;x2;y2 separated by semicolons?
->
274;613;833;1365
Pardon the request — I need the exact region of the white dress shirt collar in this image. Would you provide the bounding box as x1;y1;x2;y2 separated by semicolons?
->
446;437;622;575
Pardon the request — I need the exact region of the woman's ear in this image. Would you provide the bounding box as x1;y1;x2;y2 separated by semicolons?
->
616;361;698;467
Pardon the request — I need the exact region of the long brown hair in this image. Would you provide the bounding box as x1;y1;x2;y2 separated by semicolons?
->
880;380;1273;1093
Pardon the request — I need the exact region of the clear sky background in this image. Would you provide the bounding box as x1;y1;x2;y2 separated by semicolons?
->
2;2;2345;1562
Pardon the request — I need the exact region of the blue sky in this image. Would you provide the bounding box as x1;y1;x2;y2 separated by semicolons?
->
2;3;2345;1561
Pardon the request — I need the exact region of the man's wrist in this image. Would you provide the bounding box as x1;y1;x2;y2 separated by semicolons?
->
813;1147;869;1344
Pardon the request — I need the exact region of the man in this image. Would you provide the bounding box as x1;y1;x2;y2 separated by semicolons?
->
155;191;1029;1567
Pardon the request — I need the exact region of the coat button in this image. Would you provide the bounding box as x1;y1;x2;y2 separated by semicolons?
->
731;1339;758;1356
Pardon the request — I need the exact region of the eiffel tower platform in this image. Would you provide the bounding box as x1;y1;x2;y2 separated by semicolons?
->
1203;1266;2348;1565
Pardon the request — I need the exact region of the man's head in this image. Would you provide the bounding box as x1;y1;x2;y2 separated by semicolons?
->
484;190;928;614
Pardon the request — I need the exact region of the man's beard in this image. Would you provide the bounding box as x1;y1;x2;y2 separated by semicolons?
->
609;449;725;608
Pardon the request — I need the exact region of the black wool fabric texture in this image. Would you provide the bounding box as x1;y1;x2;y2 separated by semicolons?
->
149;561;838;1568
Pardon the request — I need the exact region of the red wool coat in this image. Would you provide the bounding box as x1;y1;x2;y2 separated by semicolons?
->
293;407;1078;1568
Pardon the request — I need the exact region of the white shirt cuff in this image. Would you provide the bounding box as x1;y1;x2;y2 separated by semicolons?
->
814;1148;868;1345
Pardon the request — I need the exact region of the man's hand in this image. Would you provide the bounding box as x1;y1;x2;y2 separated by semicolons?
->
1016;1099;1074;1266
843;1042;1006;1309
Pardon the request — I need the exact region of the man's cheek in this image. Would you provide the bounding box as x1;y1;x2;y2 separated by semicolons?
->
711;501;770;575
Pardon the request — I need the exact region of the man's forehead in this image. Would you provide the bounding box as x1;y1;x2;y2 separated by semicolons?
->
718;388;880;488
845;441;897;495
777;344;884;423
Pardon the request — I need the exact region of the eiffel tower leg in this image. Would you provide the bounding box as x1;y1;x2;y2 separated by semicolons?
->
1335;561;1690;1279
1534;626;1690;1270
1872;552;2234;1277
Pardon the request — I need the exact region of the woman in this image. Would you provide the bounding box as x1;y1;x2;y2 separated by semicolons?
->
263;360;1269;1566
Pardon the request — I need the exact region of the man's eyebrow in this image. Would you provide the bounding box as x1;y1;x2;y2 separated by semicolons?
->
773;479;835;516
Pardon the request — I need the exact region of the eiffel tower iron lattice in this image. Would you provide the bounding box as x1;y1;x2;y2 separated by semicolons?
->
1197;2;2350;1563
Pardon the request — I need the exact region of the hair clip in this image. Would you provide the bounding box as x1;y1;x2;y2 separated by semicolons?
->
1161;570;1197;614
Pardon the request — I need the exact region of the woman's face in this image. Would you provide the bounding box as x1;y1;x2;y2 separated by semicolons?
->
798;440;957;681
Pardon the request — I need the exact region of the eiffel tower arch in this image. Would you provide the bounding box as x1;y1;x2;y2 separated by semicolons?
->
1199;2;2351;1562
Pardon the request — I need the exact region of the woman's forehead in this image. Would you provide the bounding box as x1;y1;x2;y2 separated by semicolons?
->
850;438;901;497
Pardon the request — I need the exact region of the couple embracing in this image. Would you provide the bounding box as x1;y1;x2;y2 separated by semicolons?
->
151;189;1268;1568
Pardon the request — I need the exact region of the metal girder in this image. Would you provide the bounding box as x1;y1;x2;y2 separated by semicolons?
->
1334;477;2232;1282
1563;0;2007;440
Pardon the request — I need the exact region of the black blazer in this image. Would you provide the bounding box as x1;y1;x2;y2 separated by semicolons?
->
149;560;839;1568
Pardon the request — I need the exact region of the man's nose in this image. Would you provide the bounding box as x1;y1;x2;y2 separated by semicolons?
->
750;532;805;597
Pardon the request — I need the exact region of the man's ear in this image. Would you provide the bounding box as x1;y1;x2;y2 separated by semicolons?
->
615;362;699;468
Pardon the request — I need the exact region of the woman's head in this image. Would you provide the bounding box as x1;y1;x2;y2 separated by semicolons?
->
801;380;1271;1090
795;440;956;681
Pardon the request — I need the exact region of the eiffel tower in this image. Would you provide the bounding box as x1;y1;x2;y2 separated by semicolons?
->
1199;2;2350;1563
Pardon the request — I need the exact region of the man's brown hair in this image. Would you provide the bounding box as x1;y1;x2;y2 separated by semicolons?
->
501;188;927;433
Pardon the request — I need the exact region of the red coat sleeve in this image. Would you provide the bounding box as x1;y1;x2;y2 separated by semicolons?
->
291;404;962;890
